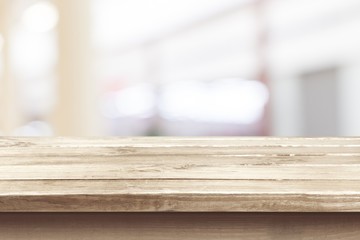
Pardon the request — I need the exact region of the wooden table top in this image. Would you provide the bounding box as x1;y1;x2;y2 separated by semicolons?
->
1;137;360;212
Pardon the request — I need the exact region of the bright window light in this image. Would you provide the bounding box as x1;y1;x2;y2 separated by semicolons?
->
115;84;156;117
21;1;59;32
159;79;269;124
92;0;253;48
102;84;156;119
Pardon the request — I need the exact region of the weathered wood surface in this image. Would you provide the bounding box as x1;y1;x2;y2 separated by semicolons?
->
0;137;360;212
2;213;360;239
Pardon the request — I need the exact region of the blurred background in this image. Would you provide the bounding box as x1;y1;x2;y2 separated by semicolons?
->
0;0;360;136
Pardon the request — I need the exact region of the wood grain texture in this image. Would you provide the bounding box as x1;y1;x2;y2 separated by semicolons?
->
0;137;360;212
2;213;360;239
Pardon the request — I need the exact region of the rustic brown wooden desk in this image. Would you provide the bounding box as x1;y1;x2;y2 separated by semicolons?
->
1;137;360;239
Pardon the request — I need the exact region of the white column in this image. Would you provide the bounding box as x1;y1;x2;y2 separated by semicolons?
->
51;0;101;136
0;0;20;135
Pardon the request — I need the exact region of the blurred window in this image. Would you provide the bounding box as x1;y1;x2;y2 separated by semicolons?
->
159;79;268;124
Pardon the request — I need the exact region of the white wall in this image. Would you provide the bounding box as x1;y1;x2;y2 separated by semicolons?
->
339;63;360;135
269;0;360;136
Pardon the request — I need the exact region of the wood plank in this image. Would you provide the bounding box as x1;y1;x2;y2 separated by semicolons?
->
1;180;360;211
1;213;360;239
2;164;360;180
0;137;360;211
